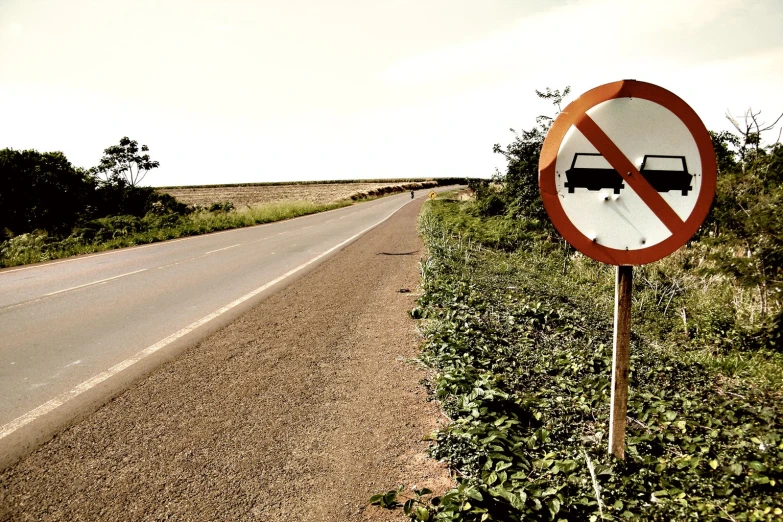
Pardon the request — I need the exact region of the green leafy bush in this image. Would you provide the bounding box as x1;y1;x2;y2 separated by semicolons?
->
0;149;95;236
478;91;781;349
208;201;235;213
0;232;53;264
392;201;783;521
0;147;189;241
0;199;352;268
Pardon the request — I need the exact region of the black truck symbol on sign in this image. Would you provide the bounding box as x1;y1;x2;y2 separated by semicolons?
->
564;153;693;196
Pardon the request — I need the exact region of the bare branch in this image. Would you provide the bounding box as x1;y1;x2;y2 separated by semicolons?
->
760;111;783;133
726;110;742;132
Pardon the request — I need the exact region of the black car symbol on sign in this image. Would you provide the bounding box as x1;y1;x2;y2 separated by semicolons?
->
564;153;624;194
639;155;693;196
564;153;693;196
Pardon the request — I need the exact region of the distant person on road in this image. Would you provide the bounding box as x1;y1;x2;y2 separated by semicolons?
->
411;190;414;199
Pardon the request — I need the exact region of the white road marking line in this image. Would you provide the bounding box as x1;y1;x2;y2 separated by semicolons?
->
0;268;151;313
155;253;214;270
43;269;148;297
205;244;240;255
0;200;411;440
0;237;192;275
0;199;368;276
154;243;242;271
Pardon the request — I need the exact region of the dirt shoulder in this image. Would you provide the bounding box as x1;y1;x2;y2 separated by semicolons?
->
0;199;451;521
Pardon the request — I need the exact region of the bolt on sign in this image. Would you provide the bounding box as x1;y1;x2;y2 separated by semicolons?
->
538;80;717;459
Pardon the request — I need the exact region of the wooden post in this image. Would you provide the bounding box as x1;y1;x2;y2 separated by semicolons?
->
609;265;633;460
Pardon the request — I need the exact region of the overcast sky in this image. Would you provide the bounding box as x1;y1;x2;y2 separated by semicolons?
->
1;0;782;186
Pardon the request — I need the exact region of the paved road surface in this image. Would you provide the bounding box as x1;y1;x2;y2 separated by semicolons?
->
1;192;452;521
0;189;453;444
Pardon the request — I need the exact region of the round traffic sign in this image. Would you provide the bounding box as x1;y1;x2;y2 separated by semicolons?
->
539;80;716;265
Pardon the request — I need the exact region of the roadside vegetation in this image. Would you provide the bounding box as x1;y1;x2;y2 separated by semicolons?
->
374;90;782;520
0;138;461;268
0;199;352;267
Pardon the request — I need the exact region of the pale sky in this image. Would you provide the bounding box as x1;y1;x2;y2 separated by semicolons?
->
1;0;782;186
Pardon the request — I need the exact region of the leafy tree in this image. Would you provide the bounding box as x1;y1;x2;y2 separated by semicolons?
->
703;142;783;323
95;136;160;187
1;143;184;241
490;86;571;225
491;125;547;221
696;121;782;347
90;179;186;219
725;108;783;167
709;130;740;173
487;89;782;340
467;178;504;216
0;148;95;236
533;86;571;131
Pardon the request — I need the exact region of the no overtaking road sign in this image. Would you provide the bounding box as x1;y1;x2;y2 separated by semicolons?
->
538;80;716;265
538;80;717;460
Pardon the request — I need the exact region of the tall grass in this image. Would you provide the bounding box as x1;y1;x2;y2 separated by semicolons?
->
425;198;783;390
0;200;350;268
402;198;783;521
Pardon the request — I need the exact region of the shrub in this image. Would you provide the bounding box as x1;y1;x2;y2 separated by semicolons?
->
393;200;783;521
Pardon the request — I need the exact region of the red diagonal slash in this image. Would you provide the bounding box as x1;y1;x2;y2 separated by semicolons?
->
574;114;685;234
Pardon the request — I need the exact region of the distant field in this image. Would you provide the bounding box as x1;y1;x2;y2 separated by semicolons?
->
159;179;441;208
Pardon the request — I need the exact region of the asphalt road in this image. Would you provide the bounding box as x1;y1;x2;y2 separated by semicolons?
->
0;189;449;444
1;189;454;521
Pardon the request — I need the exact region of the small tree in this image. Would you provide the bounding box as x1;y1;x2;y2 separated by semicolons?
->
96;137;160;187
491;86;571;223
709;130;740;173
725;108;783;167
533;86;571;131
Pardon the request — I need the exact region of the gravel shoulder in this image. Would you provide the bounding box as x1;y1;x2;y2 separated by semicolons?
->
0;199;451;521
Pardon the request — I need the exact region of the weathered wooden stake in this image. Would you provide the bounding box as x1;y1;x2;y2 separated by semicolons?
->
609;265;633;460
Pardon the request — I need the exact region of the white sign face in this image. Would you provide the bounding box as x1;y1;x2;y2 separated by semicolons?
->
538;80;716;266
555;98;703;250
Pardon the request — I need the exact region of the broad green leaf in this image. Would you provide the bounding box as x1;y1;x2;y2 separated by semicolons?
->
465;487;484;501
496;461;512;472
415;506;430;521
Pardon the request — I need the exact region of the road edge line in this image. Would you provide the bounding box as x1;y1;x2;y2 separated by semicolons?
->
0;192;414;275
0;199;413;441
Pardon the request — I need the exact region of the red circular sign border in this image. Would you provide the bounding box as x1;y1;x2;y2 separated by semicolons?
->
538;80;716;265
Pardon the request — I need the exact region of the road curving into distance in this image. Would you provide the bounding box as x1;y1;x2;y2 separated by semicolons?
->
0;187;459;464
1;187;456;521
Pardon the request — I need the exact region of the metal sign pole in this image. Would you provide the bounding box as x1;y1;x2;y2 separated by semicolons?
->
609;265;633;460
